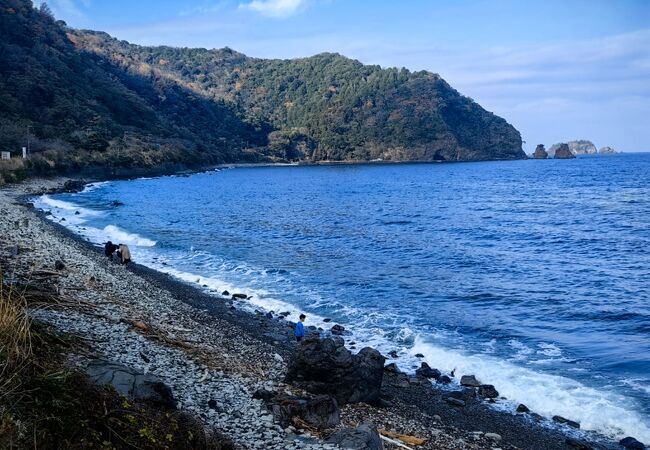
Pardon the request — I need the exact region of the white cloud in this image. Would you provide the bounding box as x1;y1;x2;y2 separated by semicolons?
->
239;0;305;18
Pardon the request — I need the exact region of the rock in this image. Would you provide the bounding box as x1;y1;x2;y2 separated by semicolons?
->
460;375;481;387
383;363;401;374
388;350;398;358
477;384;499;399
323;318;332;323
553;143;577;159
619;437;645;450
485;433;502;442
231;293;247;299
414;353;424;358
86;360;176;409
279;311;291;317
331;324;345;335
566;438;593;449
445;397;466;407
221;290;230;296
549;140;597;156
74;210;80;215
54;260;66;271
533;144;548;159
415;362;441;380
516;403;530;413
252;389;277;402
267;394;340;429
599;146;616;154
207;399;218;409
286;336;385;405
438;375;452;384
552;415;580;429
273;353;284;363
326;423;382;450
111;200;124;206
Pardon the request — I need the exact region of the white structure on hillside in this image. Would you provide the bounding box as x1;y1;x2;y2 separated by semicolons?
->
22;147;27;158
1;151;10;160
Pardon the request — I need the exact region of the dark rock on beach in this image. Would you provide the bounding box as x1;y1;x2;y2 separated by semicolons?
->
326;423;383;450
460;374;481;387
552;415;580;429
477;384;499;399
86;360;176;409
415;362;441;380
286;336;385;405
516;403;530;413
330;324;345;335
438;374;452;384
619;436;646;450
566;437;594;449
231;293;247;299
265;394;340;429
54;259;65;271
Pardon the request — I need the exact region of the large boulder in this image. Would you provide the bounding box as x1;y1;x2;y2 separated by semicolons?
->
326;423;383;450
553;143;576;159
286;336;385;405
533;144;548;159
599;146;616;154
265;394;340;429
86;360;176;409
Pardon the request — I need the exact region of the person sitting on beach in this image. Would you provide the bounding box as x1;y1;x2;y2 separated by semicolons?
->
117;243;131;265
104;241;119;261
295;314;306;342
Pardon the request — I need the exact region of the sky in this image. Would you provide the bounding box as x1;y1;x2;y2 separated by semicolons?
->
36;0;650;153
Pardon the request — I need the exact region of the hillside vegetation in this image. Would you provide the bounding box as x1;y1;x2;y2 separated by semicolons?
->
0;0;524;180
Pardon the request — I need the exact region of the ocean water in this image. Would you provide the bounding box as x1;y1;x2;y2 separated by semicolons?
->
35;154;650;442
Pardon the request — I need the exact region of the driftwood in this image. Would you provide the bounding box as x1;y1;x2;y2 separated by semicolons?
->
379;429;426;447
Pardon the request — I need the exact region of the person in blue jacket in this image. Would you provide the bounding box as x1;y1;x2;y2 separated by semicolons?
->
295;314;306;341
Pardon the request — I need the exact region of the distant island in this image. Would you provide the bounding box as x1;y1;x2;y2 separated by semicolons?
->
0;0;525;184
531;140;617;159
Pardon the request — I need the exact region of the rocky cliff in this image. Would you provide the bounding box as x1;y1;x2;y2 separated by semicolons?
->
548;140;597;157
533;144;548;159
553;143;576;159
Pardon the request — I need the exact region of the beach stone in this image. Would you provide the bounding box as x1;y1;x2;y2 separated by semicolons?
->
415;362;441;380
384;363;401;374
323;318;332;323
460;375;481;387
286;336;385;405
86;360;176;409
414;353;424;358
54;259;65;270
552;415;580;429
445;397;466;407
267;394;340;429
326;423;382;450
232;293;247;299
388;350;398;358
485;433;501;442
331;324;345;335
221;290;230;296
619;437;645;450
438;375;452;384
477;384;499;399
566;438;593;449
516;403;530;413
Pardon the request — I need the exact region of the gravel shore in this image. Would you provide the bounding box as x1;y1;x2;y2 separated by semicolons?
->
0;177;620;450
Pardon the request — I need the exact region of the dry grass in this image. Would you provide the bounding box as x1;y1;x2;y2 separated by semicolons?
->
0;272;33;401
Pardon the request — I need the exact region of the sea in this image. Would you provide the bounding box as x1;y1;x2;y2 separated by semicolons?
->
34;153;650;443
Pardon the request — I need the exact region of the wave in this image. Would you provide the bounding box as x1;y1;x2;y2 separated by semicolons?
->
410;336;650;442
101;225;156;247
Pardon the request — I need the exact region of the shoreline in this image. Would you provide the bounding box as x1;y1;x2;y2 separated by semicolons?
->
3;177;629;449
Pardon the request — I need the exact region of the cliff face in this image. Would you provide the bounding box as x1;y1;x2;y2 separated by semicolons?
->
533;144;548;159
548;140;597;156
553;143;576;159
0;0;525;176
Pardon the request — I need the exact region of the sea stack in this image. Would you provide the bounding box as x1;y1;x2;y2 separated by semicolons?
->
599;146;616;154
554;143;575;159
533;144;548;159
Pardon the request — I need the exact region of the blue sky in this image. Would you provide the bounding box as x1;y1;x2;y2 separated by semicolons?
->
37;0;650;153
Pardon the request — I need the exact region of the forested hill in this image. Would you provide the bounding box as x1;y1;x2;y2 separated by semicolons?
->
0;0;525;179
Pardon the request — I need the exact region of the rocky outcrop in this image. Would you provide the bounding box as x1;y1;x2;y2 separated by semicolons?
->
549;140;596;156
259;392;340;429
533;144;548;159
599;146;617;154
553;143;576;159
86;360;177;409
286;336;385;405
326;423;383;450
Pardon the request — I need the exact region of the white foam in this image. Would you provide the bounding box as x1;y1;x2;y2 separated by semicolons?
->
79;181;111;193
410;336;650;442
101;225;156;247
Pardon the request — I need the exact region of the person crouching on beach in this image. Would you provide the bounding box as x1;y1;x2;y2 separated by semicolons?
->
104;241;119;261
295;314;306;342
117;243;131;265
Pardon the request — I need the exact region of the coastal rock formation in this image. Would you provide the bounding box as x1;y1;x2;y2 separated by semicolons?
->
286;336;385;405
262;393;340;429
533;144;548;159
86;360;177;409
549;140;596;157
553;143;576;159
599;146;617;154
326;423;383;450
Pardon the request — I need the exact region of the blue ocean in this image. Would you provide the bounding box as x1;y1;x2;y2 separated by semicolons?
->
36;153;650;442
